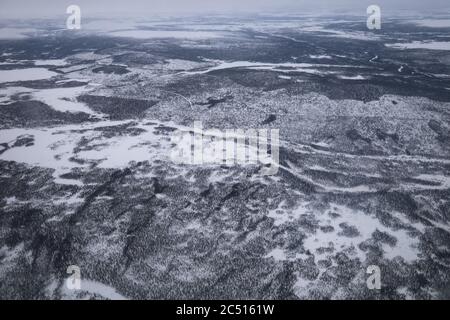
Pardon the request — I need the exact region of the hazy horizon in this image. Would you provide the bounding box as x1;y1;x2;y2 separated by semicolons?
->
1;0;450;19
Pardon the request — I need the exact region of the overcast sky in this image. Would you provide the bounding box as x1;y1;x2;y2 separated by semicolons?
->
1;0;450;19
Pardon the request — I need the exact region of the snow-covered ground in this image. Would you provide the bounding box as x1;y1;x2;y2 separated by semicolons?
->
386;41;450;51
0;68;58;83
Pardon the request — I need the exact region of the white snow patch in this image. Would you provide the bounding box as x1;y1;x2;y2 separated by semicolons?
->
0;120;180;184
386;41;450;51
3;196;17;205
312;141;330;148
0;86;33;104
79;280;127;300
267;201;313;227
59;279;127;300
34;59;68;66
0;68;58;83
182;60;358;76
301;204;421;264
406;174;450;191
309;54;332;59
0;243;24;266
338;75;366;80
0;85;100;115
67;52;110;62
268;201;421;264
56;78;89;84
407;19;450;28
163;59;207;71
301;26;381;41
110;30;222;39
33;86;99;115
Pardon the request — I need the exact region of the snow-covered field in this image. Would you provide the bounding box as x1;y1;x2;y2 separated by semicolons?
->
0;68;58;83
0;14;450;300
